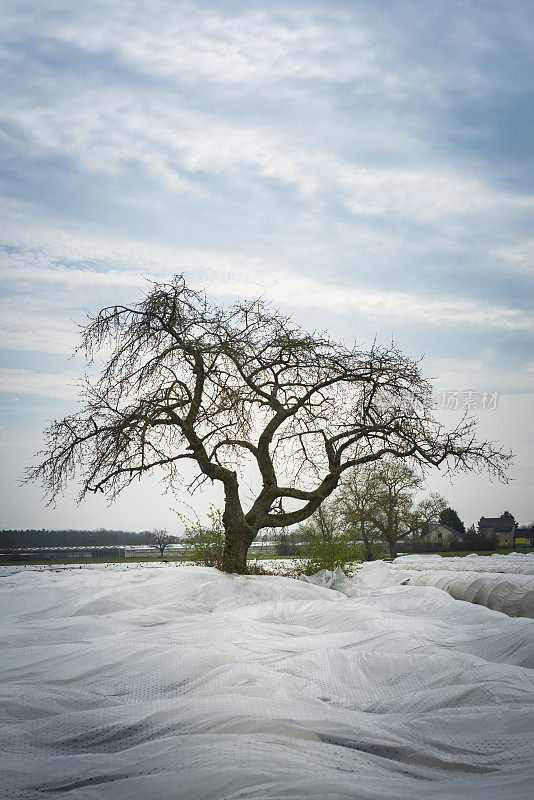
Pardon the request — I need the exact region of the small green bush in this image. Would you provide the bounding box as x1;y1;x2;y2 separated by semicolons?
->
181;507;225;569
299;531;363;576
245;561;270;575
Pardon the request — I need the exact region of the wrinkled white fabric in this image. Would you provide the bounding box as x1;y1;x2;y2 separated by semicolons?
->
300;561;395;596
392;552;534;575
390;554;534;618
1;564;533;799
392;569;534;618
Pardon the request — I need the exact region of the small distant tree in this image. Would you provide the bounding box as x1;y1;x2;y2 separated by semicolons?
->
145;529;176;557
344;461;448;558
439;507;465;535
336;472;380;561
457;523;493;551
274;528;302;556
275;530;291;556
24;275;512;574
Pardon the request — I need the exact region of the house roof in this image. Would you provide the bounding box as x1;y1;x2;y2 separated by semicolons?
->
421;523;459;537
479;515;516;533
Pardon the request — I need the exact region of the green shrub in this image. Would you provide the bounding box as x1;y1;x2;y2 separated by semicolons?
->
299;530;363;576
181;507;225;569
245;561;270;575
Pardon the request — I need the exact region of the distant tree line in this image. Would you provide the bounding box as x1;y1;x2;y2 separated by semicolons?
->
0;529;156;549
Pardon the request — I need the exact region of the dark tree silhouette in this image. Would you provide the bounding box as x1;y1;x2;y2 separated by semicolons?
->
24;275;511;573
439;507;466;535
336;471;381;561
340;460;447;558
145;529;176;557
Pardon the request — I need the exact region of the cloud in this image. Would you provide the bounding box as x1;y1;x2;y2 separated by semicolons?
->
1;241;532;346
430;352;534;395
8;1;530;100
3;78;533;229
0;368;79;400
494;239;534;278
2;5;386;89
204;271;534;333
0;308;78;354
2;3;533;239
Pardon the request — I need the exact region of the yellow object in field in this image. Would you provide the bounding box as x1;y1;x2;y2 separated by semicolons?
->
515;537;527;544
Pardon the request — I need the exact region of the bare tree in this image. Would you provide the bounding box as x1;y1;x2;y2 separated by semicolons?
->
336;472;381;561
343;461;448;558
145;529;176;558
24;275;511;573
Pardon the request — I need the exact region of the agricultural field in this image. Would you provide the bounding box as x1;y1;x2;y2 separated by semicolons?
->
1;560;533;798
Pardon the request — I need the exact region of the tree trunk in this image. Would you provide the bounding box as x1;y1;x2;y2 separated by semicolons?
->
362;532;374;561
220;481;254;573
388;538;398;559
355;521;374;562
221;523;251;573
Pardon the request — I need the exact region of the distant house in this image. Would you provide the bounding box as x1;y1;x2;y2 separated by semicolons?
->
420;523;460;549
478;512;517;547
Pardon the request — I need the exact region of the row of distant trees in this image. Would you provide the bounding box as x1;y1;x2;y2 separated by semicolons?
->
0;529;158;549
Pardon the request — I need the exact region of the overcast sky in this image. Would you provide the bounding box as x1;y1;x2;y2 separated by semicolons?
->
1;0;533;532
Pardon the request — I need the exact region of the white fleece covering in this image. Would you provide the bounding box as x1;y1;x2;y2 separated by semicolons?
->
1;564;533;799
391;553;534;617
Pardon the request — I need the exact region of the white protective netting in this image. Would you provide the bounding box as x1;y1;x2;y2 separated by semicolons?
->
390;554;534;618
298;561;397;601
392;552;534;574
1;564;534;799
